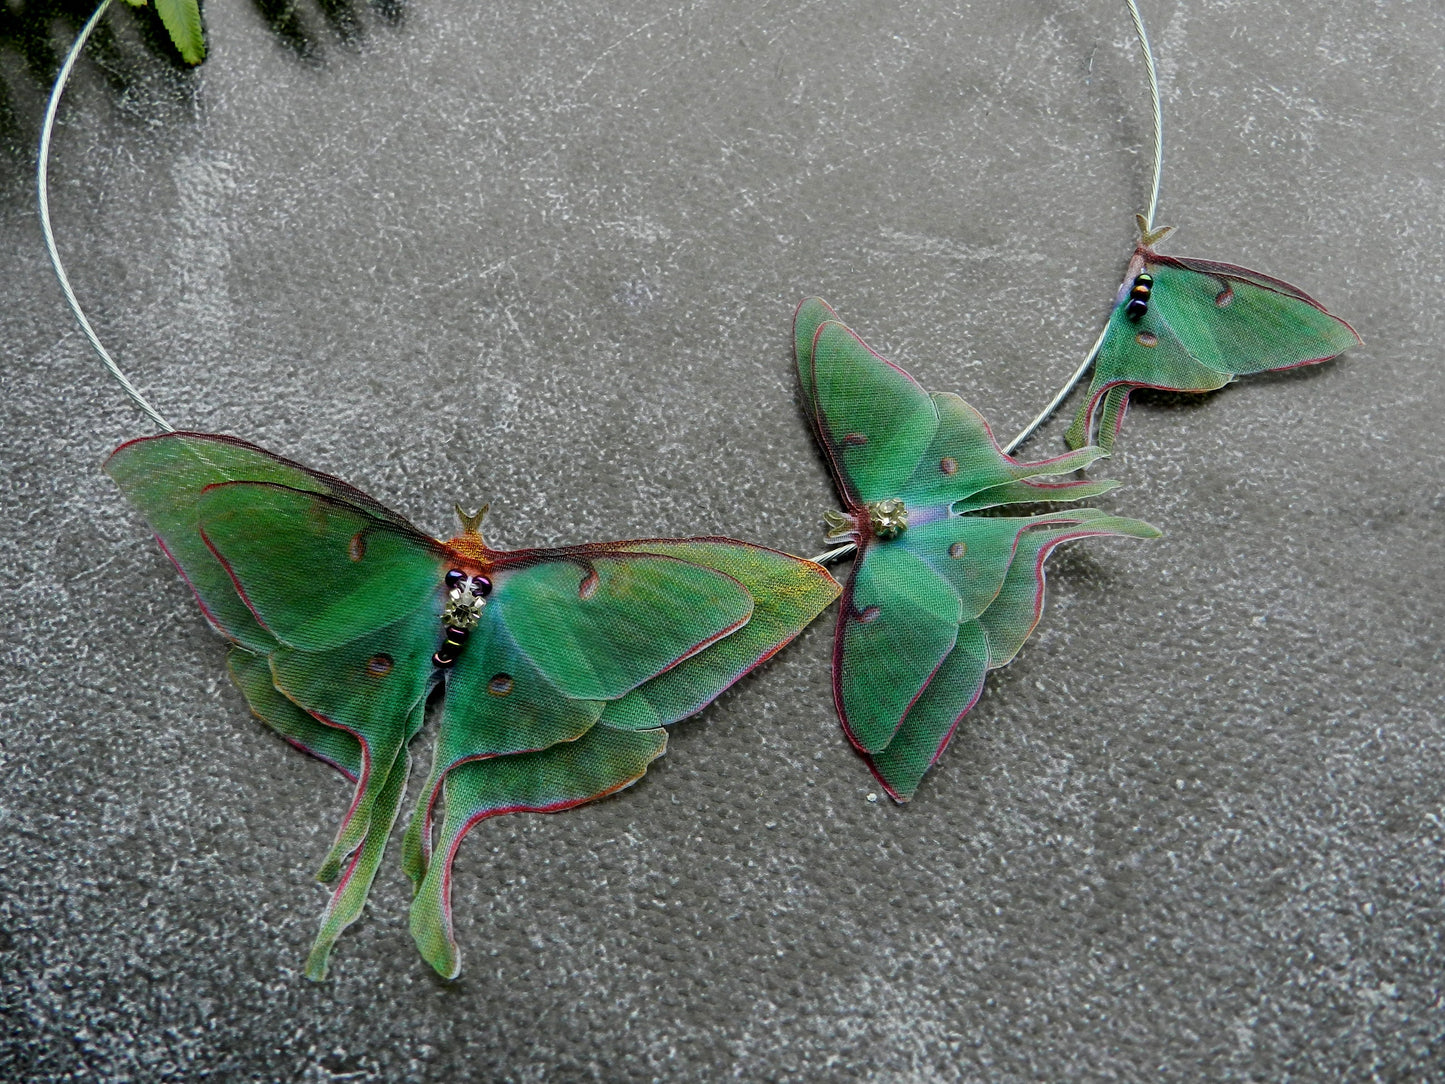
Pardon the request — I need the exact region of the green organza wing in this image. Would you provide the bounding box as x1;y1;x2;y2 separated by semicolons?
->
595;539;840;731
801;317;940;506
267;599;440;885
111;440;452;977
797;306;1110;514
196;481;450;652
861;623;990;803
1067;249;1359;451
794;296;842;447
832;540;963;756
410;724;668;980
400;613;605;890
401;540;837;977
896;392;1110;511
853;511;1162;800
493;553;753;700
229;644;399;962
304;698;425;981
834;515;1080;755
196;482;451;976
403;585;620;977
105;432;417;654
226;646;363;779
975;509;1161;668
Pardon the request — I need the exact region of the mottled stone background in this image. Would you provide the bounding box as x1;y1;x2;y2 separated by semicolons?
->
2;0;1441;1079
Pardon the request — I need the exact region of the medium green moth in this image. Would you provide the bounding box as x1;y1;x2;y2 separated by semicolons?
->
794;299;1159;801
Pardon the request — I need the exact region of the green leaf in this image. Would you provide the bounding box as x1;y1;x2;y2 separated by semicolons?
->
155;0;206;64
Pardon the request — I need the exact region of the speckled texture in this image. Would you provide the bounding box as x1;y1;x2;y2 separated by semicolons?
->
2;0;1442;1079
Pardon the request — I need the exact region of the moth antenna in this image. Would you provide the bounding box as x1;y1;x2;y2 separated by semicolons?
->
455;504;490;539
1135;214;1175;249
39;0;174;433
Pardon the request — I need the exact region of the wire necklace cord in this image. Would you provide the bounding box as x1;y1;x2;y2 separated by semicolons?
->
1002;0;1164;456
38;0;175;433
1127;0;1165;236
44;2;1158;562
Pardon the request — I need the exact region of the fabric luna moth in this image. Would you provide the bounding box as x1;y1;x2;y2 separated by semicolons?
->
794;299;1160;802
1065;217;1360;452
106;433;840;979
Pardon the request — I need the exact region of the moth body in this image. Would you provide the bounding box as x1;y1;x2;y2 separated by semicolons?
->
1124;272;1153;321
433;571;491;667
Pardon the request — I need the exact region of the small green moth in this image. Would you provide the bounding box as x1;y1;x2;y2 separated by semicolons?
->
1065;219;1361;452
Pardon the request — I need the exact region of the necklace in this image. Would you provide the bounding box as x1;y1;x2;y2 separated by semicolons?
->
38;0;1358;982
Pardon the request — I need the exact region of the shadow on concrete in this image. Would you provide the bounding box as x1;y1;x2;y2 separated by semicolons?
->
0;0;408;164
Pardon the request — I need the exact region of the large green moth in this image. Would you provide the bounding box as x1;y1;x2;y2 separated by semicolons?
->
106;432;839;979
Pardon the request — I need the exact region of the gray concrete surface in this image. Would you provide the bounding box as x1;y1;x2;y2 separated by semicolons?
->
2;0;1442;1079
